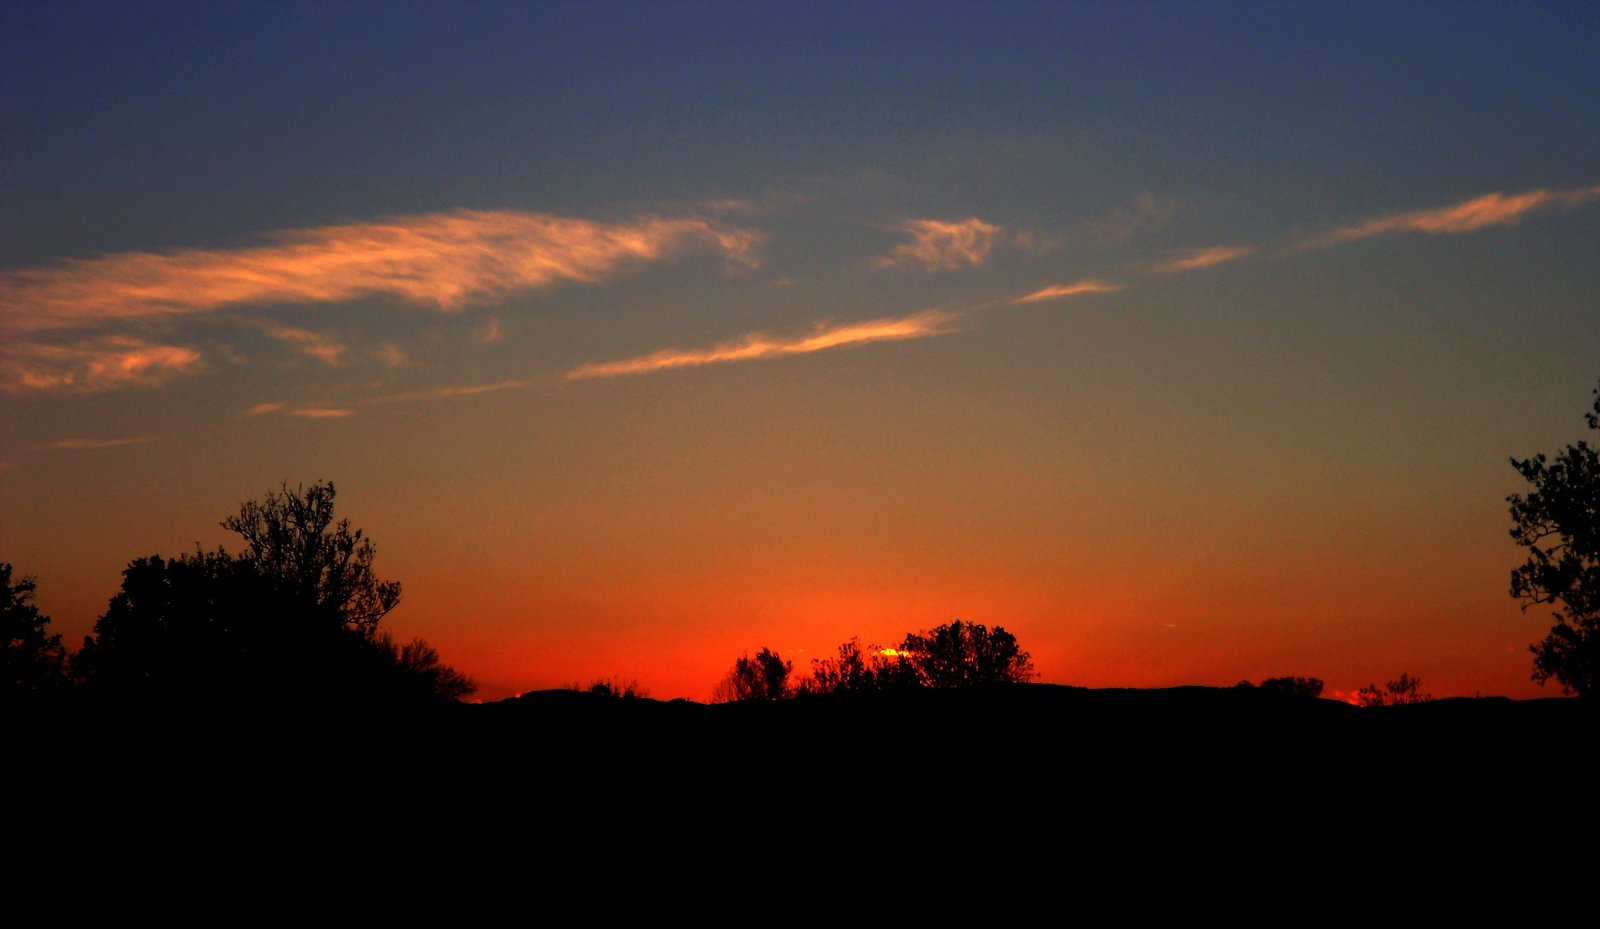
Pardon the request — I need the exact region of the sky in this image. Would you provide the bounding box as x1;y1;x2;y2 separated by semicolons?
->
3;1;1597;702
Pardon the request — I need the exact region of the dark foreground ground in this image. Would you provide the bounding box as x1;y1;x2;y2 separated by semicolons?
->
16;685;1594;891
22;683;1589;789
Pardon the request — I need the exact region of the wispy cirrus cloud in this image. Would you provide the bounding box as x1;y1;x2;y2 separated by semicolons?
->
0;209;762;334
377;342;408;367
567;310;960;380
1086;192;1179;245
1013;280;1123;304
872;218;1000;272
0;335;203;394
1150;245;1255;274
360;378;547;408
1308;184;1600;248
37;436;156;451
247;402;356;419
1013;192;1179;255
430;379;538;397
255;321;347;365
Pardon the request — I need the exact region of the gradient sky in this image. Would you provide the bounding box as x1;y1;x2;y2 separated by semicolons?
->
3;2;1597;702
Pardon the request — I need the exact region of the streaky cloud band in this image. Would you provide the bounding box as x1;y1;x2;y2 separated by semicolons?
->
566;309;960;379
1013;280;1123;304
37;436;156;451
1308;184;1600;247
1150;246;1254;274
0;209;762;332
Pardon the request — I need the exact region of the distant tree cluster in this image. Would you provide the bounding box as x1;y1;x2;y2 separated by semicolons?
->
1235;676;1325;698
584;677;648;700
5;481;474;708
806;638;920;694
1355;672;1432;707
714;620;1034;703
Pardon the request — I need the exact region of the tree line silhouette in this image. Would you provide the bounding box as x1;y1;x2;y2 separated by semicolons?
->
6;379;1598;708
713;620;1036;702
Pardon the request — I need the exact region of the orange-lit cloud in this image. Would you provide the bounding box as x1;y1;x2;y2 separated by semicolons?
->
361;378;548;407
377;342;408;367
36;436;156;451
1151;245;1254;274
1013;280;1123;304
0;210;762;333
567;310;960;379
246;402;356;419
872;218;1000;271
1309;184;1600;247
0;335;203;394
255;321;347;365
433;379;539;397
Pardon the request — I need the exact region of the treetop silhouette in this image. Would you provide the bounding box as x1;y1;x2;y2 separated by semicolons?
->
725;620;1036;700
2;562;70;697
78;480;473;705
805;638;919;694
1356;672;1432;707
713;647;793;702
1508;381;1600;696
223;480;400;632
898;619;1034;689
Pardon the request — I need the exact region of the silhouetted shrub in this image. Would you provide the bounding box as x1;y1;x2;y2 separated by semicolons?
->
586;677;647;700
1356;672;1432;707
713;647;792;702
1256;676;1325;698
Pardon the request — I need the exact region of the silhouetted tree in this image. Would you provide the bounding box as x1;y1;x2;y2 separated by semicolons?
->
222;480;400;635
713;647;792;702
2;563;70;697
1508;382;1600;696
898;620;1034;689
77;482;473;705
1356;672;1432;707
75;549;278;696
